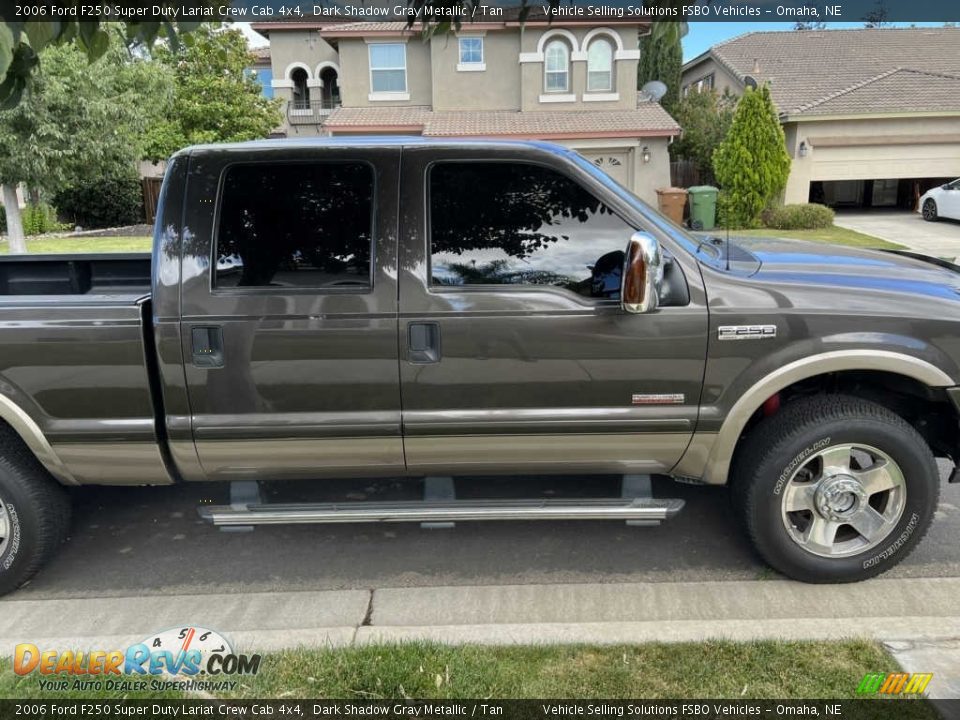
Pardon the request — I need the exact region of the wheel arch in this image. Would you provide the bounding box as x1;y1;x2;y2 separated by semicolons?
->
0;394;76;486
687;350;954;486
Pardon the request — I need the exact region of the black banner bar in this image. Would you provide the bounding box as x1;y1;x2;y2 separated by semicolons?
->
0;699;951;720
6;0;960;24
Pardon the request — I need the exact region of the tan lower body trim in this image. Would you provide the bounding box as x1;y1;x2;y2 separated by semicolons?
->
195;437;406;481
51;442;173;486
670;432;719;483
405;433;692;476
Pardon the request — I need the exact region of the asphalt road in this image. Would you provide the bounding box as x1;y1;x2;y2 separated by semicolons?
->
11;463;960;600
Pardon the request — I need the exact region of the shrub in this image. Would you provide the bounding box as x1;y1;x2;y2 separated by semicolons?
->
763;203;835;230
0;204;5;234
22;203;68;236
54;169;143;229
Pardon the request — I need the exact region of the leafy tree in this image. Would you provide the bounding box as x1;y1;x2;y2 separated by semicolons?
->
637;21;685;112
142;26;282;161
669;88;736;186
712;85;791;228
0;16;206;110
0;31;171;251
863;1;890;27
793;21;827;30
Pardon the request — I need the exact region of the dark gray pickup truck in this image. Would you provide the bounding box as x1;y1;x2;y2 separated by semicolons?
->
1;137;959;593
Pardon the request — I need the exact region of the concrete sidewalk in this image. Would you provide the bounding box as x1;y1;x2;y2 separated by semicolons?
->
4;576;959;651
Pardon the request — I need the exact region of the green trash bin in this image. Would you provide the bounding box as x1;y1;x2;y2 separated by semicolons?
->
687;185;719;231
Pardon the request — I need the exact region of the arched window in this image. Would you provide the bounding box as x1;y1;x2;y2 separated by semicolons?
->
290;67;310;109
544;40;570;93
587;38;613;92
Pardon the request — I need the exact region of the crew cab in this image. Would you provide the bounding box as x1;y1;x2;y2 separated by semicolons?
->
1;138;959;594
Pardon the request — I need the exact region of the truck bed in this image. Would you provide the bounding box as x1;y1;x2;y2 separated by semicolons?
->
0;253;151;298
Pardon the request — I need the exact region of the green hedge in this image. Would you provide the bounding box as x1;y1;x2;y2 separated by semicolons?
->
54;169;143;229
762;203;835;230
23;203;69;235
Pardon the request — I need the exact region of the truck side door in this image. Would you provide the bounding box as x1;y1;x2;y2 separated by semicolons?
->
397;146;708;475
179;146;403;480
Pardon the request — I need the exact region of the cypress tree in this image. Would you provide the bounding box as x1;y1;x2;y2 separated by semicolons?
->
712;85;791;228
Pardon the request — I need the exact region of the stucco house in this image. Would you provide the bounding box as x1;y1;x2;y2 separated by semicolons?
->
250;20;680;203
681;27;960;208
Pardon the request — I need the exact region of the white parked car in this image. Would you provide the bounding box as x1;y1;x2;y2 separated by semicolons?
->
920;178;960;221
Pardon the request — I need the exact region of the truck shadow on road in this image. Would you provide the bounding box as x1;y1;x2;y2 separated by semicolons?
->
12;475;959;599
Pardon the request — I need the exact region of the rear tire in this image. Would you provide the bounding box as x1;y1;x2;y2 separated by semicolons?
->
0;428;71;596
922;199;938;222
732;395;938;583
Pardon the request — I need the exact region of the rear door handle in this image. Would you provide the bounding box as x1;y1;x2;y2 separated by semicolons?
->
408;322;441;364
191;326;224;368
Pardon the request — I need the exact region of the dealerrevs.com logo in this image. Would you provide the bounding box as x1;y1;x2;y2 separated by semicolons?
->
13;626;261;693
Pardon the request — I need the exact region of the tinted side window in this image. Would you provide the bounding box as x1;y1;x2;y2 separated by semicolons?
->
429;162;633;300
215;162;373;289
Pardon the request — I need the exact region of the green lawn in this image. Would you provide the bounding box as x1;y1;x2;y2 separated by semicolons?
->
731;225;903;250
0;640;936;713
0;236;151;254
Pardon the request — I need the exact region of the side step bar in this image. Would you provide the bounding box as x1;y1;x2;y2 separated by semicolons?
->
199;497;685;527
197;476;684;529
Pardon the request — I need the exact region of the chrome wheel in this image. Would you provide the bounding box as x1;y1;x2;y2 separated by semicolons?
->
922;200;937;221
0;497;9;557
780;443;906;558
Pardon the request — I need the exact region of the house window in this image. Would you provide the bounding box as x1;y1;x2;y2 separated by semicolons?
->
290;67;310;109
369;43;407;93
429;162;634;301
693;74;715;93
587;38;613;92
544;40;570;93
459;37;483;65
215;162;374;290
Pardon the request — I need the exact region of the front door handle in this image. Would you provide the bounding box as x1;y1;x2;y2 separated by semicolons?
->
192;326;224;368
408;322;441;364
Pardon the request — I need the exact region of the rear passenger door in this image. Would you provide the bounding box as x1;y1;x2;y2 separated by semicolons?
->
397;147;708;476
180;147;403;481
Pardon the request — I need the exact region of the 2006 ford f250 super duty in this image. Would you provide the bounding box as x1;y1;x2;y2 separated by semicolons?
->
1;137;959;594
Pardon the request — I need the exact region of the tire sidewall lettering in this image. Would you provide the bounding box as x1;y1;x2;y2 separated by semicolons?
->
1;502;21;571
773;436;831;496
862;512;919;569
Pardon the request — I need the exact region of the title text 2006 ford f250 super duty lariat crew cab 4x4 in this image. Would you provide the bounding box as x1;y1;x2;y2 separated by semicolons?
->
1;138;960;593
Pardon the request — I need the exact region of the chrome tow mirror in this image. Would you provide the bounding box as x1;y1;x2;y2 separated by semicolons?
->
621;232;662;314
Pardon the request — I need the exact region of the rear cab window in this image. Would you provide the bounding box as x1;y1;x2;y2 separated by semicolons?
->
215;161;374;291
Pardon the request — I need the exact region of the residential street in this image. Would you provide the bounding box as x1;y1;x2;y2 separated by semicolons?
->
9;466;960;600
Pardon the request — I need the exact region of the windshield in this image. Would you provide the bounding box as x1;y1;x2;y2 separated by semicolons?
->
568;150;703;258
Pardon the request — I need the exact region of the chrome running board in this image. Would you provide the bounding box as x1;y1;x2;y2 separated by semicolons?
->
199;496;685;527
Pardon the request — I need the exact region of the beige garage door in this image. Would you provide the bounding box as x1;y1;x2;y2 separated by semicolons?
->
807;142;960;182
581;150;631;187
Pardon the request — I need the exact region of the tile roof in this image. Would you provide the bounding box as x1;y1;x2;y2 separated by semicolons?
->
797;68;960;116
320;22;411;33
699;28;960;116
249;46;271;62
324;102;680;137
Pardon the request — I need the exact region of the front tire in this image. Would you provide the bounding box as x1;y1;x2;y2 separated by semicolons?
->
732;395;938;583
0;428;71;596
922;199;938;222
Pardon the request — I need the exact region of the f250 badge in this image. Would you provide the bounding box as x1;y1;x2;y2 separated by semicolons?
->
718;325;778;341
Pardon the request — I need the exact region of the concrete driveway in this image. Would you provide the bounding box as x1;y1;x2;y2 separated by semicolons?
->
834;209;960;258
